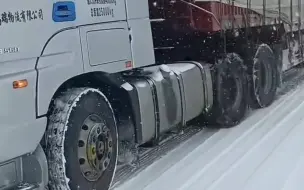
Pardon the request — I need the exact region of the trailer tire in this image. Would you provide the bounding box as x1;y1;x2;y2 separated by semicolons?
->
206;53;248;127
46;88;118;190
249;44;278;108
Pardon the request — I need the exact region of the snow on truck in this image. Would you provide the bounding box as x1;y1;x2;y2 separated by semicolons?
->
0;0;303;189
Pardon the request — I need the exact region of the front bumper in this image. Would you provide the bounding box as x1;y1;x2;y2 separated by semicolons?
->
0;117;47;163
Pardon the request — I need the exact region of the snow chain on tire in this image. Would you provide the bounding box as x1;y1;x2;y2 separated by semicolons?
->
249;44;278;108
46;87;118;190
206;53;248;127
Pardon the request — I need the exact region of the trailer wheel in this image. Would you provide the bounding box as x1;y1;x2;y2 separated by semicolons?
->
249;44;278;108
206;53;248;127
46;88;118;190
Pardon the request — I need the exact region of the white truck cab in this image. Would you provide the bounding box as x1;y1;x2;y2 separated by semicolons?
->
0;0;158;189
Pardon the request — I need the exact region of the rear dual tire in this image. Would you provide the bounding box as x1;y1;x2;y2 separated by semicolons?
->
248;44;278;108
207;46;278;127
206;53;248;127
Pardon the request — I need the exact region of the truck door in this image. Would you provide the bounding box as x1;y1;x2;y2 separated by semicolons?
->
78;0;133;74
79;22;133;74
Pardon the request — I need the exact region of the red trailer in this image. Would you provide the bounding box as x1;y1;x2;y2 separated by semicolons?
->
149;0;304;123
151;0;304;65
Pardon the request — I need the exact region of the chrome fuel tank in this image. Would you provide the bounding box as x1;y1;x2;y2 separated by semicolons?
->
125;62;213;144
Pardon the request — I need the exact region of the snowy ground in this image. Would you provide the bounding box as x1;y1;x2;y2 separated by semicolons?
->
111;66;304;190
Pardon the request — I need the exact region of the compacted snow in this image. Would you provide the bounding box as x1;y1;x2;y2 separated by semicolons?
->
112;68;304;190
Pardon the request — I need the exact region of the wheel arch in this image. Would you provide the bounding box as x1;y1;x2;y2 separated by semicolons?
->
43;72;137;144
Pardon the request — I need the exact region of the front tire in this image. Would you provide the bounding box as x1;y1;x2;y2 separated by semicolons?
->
46;88;118;190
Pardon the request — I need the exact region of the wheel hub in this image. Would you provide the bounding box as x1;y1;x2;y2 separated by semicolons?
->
78;115;113;181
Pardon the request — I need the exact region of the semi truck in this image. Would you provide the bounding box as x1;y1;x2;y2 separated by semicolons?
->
0;0;303;189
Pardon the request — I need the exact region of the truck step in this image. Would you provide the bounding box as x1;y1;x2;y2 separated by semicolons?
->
15;183;39;190
110;126;217;189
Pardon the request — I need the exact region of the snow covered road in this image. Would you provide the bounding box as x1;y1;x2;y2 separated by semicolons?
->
112;67;304;190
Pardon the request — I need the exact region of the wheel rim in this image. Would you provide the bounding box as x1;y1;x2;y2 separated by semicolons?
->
78;114;113;182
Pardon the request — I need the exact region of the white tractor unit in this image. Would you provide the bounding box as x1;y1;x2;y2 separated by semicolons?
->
0;0;303;189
